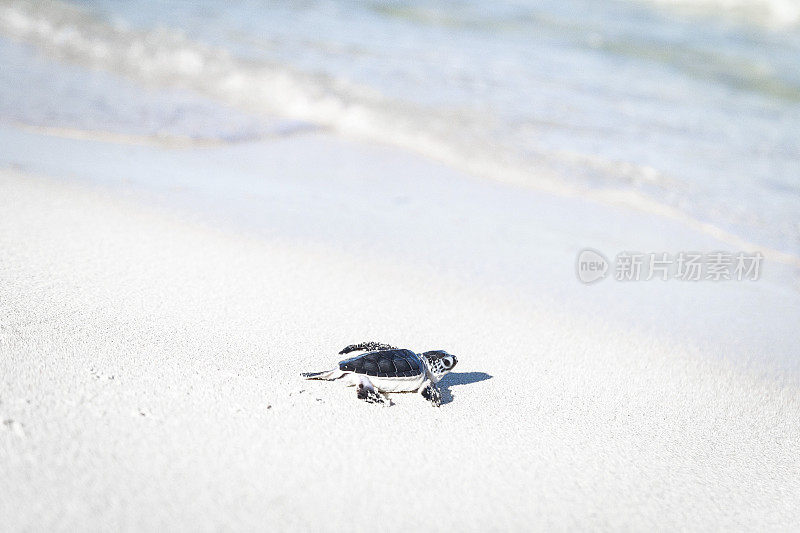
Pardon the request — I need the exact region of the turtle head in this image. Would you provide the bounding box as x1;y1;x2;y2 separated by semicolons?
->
422;350;458;382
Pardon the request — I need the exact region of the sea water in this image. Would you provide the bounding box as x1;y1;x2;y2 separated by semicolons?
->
1;0;798;256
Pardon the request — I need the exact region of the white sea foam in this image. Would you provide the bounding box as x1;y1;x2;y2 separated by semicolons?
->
0;1;572;190
637;0;800;28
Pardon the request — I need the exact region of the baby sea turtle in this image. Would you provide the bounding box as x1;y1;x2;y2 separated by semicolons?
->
302;341;458;406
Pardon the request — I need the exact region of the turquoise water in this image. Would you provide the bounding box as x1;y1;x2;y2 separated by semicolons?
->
1;0;798;255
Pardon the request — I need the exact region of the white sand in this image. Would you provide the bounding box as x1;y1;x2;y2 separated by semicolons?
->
2;129;800;530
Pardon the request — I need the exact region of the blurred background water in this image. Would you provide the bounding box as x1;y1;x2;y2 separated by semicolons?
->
1;0;798;255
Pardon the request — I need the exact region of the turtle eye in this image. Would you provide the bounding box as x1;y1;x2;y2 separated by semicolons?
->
443;359;452;368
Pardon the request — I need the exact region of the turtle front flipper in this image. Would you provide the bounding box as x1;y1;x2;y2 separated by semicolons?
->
339;342;398;355
420;382;442;407
356;375;389;405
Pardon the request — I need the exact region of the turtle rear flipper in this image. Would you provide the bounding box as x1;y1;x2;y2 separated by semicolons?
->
301;369;345;380
356;376;389;405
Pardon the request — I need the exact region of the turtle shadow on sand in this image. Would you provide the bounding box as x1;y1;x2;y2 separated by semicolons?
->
438;371;492;405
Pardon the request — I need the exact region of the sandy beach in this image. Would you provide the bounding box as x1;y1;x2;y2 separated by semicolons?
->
3;0;800;529
2;125;800;530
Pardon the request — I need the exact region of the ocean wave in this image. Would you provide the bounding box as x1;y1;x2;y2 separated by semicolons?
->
1;0;798;262
0;0;571;189
2;0;707;196
633;0;800;28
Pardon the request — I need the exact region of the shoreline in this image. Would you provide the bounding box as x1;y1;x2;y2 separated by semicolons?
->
7;119;800;267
